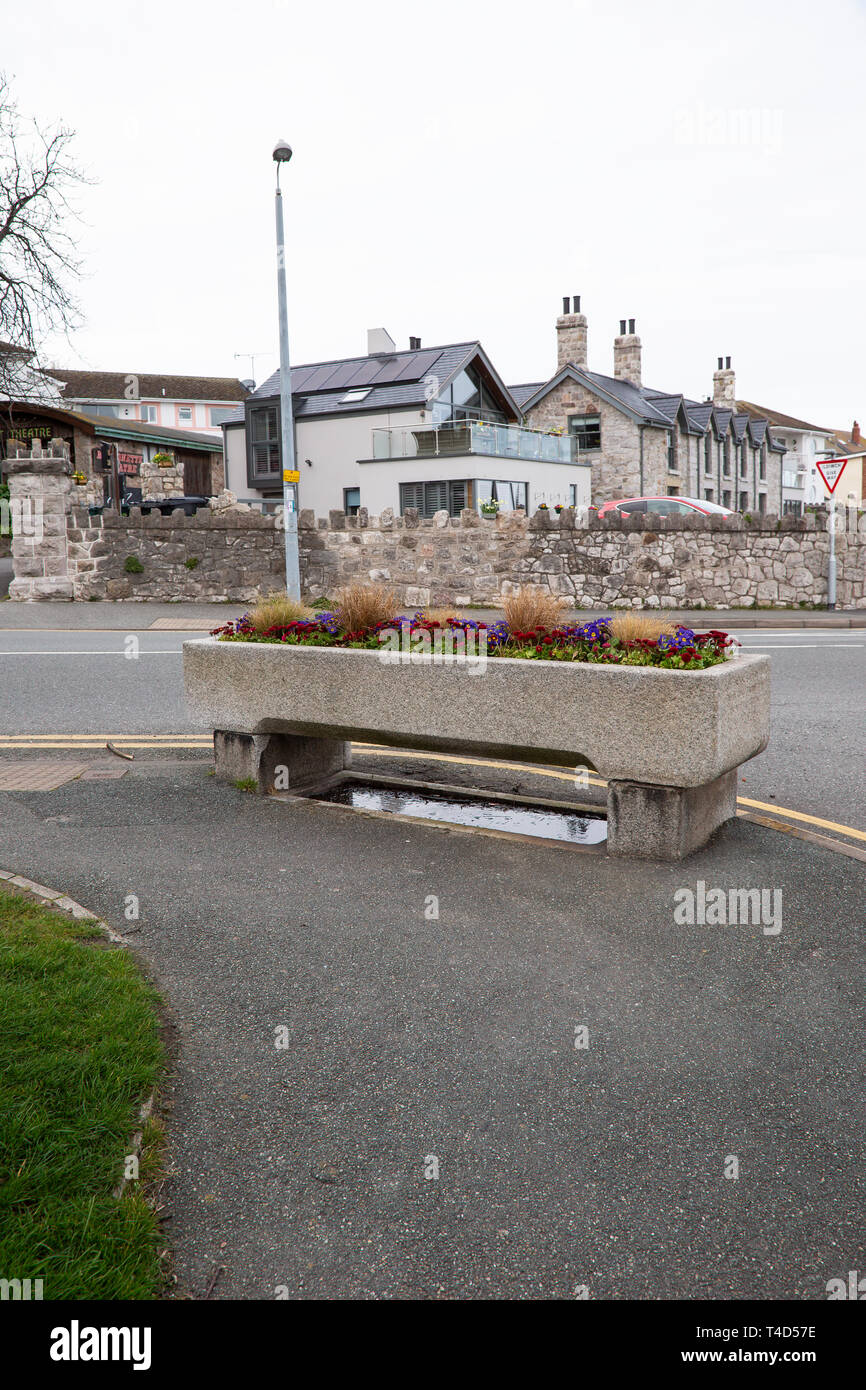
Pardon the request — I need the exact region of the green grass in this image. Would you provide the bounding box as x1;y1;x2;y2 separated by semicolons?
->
233;777;258;792
0;886;165;1299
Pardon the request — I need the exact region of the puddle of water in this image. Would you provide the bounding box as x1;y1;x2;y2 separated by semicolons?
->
319;781;607;845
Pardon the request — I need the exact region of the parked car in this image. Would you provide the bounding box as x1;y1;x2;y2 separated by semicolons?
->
597;496;736;518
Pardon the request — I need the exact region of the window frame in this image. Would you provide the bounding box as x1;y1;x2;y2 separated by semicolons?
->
568;413;602;453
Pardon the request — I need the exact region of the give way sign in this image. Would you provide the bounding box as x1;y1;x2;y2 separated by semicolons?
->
816;457;848;494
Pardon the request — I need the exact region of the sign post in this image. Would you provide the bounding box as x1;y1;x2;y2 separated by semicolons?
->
815;456;848;610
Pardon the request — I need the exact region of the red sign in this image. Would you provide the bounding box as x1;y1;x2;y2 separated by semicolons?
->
816;457;848;494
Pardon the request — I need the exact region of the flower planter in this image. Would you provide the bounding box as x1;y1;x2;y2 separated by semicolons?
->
183;640;770;860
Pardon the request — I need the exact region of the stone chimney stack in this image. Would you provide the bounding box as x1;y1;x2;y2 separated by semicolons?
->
713;356;736;408
556;295;587;369
613;318;641;385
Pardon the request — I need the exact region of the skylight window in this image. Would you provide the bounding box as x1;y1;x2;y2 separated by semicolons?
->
340;388;372;404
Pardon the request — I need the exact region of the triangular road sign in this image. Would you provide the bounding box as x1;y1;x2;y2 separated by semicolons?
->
816;457;848;494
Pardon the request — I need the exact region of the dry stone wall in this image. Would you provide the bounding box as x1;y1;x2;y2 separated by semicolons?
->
6;441;865;610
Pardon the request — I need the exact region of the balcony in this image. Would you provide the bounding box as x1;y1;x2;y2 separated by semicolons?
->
371;421;577;464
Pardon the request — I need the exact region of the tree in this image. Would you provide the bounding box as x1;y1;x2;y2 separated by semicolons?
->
0;73;88;403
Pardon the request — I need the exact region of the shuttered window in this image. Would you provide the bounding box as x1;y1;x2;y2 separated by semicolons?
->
399;480;469;518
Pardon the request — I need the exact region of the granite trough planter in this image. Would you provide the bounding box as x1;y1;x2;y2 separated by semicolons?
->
183;639;770;860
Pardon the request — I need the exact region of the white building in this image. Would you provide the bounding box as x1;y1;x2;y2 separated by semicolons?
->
47;369;251;438
737;402;837;515
222;330;591;517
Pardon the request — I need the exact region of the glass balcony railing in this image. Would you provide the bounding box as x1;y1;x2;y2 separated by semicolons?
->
371;421;577;464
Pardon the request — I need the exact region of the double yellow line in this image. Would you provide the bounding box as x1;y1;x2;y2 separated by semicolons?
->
1;736;864;853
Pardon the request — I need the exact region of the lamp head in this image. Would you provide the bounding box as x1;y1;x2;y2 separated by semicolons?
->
272;139;293;163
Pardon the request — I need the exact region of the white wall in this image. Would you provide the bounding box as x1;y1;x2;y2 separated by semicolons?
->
358;455;591;514
228;404;591;515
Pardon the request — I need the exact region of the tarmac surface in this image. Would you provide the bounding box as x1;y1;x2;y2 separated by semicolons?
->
0;754;863;1300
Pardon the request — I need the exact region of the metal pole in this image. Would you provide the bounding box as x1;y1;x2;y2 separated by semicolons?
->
828;492;836;610
274;164;300;600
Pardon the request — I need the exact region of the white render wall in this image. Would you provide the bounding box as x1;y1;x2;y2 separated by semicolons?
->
224;407;591;515
357;455;591;514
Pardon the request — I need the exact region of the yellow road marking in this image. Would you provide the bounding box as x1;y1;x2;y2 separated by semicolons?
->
2;736;864;849
735;795;866;844
352;747;866;846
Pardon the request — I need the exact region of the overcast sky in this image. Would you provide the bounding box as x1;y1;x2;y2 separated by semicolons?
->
7;0;865;427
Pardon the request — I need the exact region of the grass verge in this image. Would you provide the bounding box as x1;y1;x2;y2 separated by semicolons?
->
0;884;165;1299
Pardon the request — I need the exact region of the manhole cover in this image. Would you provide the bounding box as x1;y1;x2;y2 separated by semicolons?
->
0;761;89;791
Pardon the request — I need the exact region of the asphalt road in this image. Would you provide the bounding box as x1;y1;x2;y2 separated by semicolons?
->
0;626;863;831
0;764;862;1300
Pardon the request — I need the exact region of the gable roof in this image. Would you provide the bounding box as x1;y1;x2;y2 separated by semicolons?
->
737;400;832;434
248;341;521;420
49;369;251;403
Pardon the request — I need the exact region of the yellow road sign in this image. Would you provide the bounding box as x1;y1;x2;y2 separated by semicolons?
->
283;469;300;483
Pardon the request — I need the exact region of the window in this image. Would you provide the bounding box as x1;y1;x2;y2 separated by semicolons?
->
666;431;676;472
340;388;371;404
758;492;767;513
722;490;732;509
140;404;157;423
666;486;679;496
783;499;803;517
704;488;714;502
704;435;712;474
400;480;469;518
569;484;579;507
722;440;730;477
759;446;767;480
209;407;230;427
343;487;360;516
568;414;601;451
739;444;747;478
178;406;193;423
432;364;506;424
739;491;748;512
248;405;280;481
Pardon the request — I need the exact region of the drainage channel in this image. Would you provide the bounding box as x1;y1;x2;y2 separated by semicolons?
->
306;775;607;847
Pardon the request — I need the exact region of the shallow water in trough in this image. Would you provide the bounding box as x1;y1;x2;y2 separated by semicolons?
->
319;781;608;845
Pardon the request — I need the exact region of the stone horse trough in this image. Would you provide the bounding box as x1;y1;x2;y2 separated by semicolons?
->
183;640;770;860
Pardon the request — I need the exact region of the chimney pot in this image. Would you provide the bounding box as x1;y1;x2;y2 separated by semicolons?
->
613;321;641;384
852;420;861;446
726;356;731;369
563;296;570;314
574;295;580;312
718;357;723;370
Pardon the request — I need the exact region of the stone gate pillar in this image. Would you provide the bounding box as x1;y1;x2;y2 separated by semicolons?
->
6;438;74;601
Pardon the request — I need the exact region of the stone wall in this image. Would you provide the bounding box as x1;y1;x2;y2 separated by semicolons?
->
7;441;866;608
66;504;285;601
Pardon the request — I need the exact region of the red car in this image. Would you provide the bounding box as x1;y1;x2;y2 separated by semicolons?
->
597;496;736;517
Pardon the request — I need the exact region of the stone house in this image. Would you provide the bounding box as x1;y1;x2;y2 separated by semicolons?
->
518;300;787;513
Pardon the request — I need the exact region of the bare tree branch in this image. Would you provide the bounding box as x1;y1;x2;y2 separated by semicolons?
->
0;72;91;407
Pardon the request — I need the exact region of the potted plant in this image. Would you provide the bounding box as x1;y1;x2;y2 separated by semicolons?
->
152;452;174;468
480;499;500;517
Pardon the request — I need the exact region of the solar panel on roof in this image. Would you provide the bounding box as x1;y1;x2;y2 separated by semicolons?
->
393;348;441;383
301;364;342;392
321;360;364;392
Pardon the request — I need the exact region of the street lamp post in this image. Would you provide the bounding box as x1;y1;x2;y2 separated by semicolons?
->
273;138;301;601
